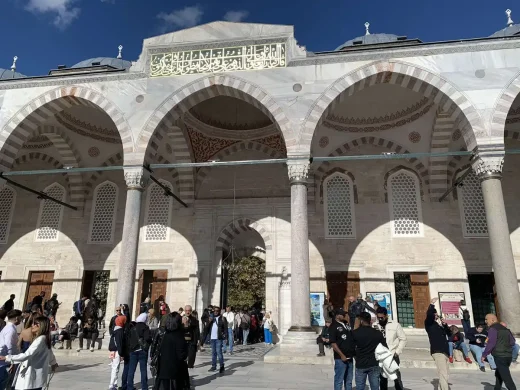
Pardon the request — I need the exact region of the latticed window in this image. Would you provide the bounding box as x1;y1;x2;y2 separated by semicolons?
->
0;186;16;244
324;173;355;238
89;182;118;244
36;183;66;241
388;170;423;237
458;170;488;237
144;181;173;242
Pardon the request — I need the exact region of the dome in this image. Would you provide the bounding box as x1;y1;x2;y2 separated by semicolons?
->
336;33;400;50
71;57;132;69
490;24;520;38
0;68;26;80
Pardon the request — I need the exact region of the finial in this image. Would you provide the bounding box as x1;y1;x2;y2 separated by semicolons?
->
506;9;514;27
365;22;371;36
10;56;18;72
117;45;123;60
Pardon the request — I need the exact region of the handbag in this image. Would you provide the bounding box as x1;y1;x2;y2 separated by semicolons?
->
150;333;164;378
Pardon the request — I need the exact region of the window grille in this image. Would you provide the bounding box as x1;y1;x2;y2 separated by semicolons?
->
89;182;118;244
458;170;488;237
0;186;16;244
144;181;173;242
36;183;65;241
388;171;423;237
324;173;355;238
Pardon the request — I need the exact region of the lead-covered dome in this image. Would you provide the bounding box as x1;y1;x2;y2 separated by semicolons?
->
0;68;26;80
490;9;520;38
71;57;132;69
336;33;400;50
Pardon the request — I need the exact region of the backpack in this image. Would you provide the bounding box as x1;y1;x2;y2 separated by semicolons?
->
240;315;250;330
73;300;83;316
125;323;141;352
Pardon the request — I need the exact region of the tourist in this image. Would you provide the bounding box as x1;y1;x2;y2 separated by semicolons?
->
183;305;200;368
154;296;169;321
108;315;128;390
30;291;46;312
329;308;354;390
49;315;60;347
56;316;79;349
467;323;496;372
140;297;151;314
262;313;273;345
0;310;22;390
239;310;251;345
147;308;160;338
448;325;472;364
18;313;38;353
77;316;99;352
205;306;227;373
348;294;375;329
73;296;87;321
84;296;99;323
98;307;105;329
1;295;15;313
154;312;190;390
222;306;235;354
323;296;334;322
126;313;152;390
482;314;517;390
374;307;406;390
44;293;60;317
459;300;471;335
316;319;331;357
0;316;58;390
352;312;385;390
120;303;131;323
425;297;451;390
109;306;123;335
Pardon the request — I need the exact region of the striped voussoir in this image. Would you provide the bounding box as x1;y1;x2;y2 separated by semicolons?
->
300;60;481;155
195;141;284;196
490;76;520;138
429;112;456;201
0;85;134;171
216;218;272;252
150;154;180;196
84;152;123;197
314;136;430;197
446;147;471;191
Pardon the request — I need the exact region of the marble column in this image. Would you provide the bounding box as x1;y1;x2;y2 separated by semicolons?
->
473;154;520;334
116;167;149;314
287;161;312;331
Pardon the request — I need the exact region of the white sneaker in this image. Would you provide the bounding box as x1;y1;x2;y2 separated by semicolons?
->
76;348;81;352
90;347;94;352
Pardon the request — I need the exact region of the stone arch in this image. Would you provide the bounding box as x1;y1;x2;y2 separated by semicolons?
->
84;152;123;197
301;60;483;154
429;111;456;201
383;165;425;202
319;168;358;204
216;218;272;253
490;70;520;138
0;85;134;170
314;136;430;200
195;141;284;196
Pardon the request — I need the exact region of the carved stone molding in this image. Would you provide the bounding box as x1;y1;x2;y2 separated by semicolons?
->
124;167;150;189
279;266;290;288
472;154;504;180
287;161;310;184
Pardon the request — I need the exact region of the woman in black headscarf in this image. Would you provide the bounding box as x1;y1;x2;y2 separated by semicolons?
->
153;312;190;390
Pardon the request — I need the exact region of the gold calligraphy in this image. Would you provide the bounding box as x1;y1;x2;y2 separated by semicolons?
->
150;43;286;77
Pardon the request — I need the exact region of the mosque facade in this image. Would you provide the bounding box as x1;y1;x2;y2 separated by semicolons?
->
1;14;520;335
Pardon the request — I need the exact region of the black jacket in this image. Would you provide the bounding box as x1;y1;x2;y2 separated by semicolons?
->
349;300;375;319
466;327;488;346
425;304;451;356
184;315;200;345
131;322;152;352
204;316;228;340
64;321;79;337
82;321;99;335
109;327;127;357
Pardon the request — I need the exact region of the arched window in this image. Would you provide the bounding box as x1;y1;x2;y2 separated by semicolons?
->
36;183;66;241
324;173;356;238
89;181;119;244
0;186;16;244
457;169;488;237
388;170;423;237
144;180;173;242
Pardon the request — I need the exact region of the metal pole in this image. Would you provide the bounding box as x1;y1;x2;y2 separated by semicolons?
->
143;165;188;208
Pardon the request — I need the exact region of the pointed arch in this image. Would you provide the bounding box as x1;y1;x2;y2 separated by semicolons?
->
84;152;123;197
323;172;356;239
216;218;272;253
490;69;520;138
301;60;483;154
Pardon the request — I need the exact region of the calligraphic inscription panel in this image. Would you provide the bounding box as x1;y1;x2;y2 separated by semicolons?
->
150;43;286;77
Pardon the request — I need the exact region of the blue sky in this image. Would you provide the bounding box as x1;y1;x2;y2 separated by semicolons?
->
0;0;517;76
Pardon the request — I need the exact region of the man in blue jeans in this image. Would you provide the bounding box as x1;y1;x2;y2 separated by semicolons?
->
222;306;235;355
353;312;386;390
204;306;228;373
328;308;355;390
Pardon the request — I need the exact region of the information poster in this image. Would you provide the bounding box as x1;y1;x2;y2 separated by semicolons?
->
310;292;325;326
438;292;465;326
366;292;393;319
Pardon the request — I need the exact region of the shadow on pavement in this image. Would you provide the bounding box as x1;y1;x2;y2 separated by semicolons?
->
192;361;254;387
481;382;495;390
56;363;103;373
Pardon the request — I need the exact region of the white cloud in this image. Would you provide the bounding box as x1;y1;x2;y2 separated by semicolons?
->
223;10;249;22
26;0;80;29
157;5;204;31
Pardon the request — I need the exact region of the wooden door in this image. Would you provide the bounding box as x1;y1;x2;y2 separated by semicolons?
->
134;270;145;315
81;271;95;298
410;272;431;329
326;271;360;310
25;271;54;309
150;270;168;304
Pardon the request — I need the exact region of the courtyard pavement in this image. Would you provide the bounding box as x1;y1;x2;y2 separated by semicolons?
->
47;353;520;390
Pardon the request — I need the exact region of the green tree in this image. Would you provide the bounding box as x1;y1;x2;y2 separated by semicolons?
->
226;255;266;309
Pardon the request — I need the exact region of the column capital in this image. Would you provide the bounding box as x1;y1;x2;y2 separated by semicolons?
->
472;153;504;181
287;161;310;184
123;167;150;190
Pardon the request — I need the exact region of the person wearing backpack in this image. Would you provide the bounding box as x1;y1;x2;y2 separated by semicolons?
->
240;311;251;346
73;296;87;321
126;313;152;390
108;315;128;390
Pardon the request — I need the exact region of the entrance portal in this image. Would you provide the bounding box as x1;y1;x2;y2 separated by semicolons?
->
81;271;110;314
325;271;361;310
135;270;168;315
395;272;431;328
468;273;497;325
25;271;54;309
